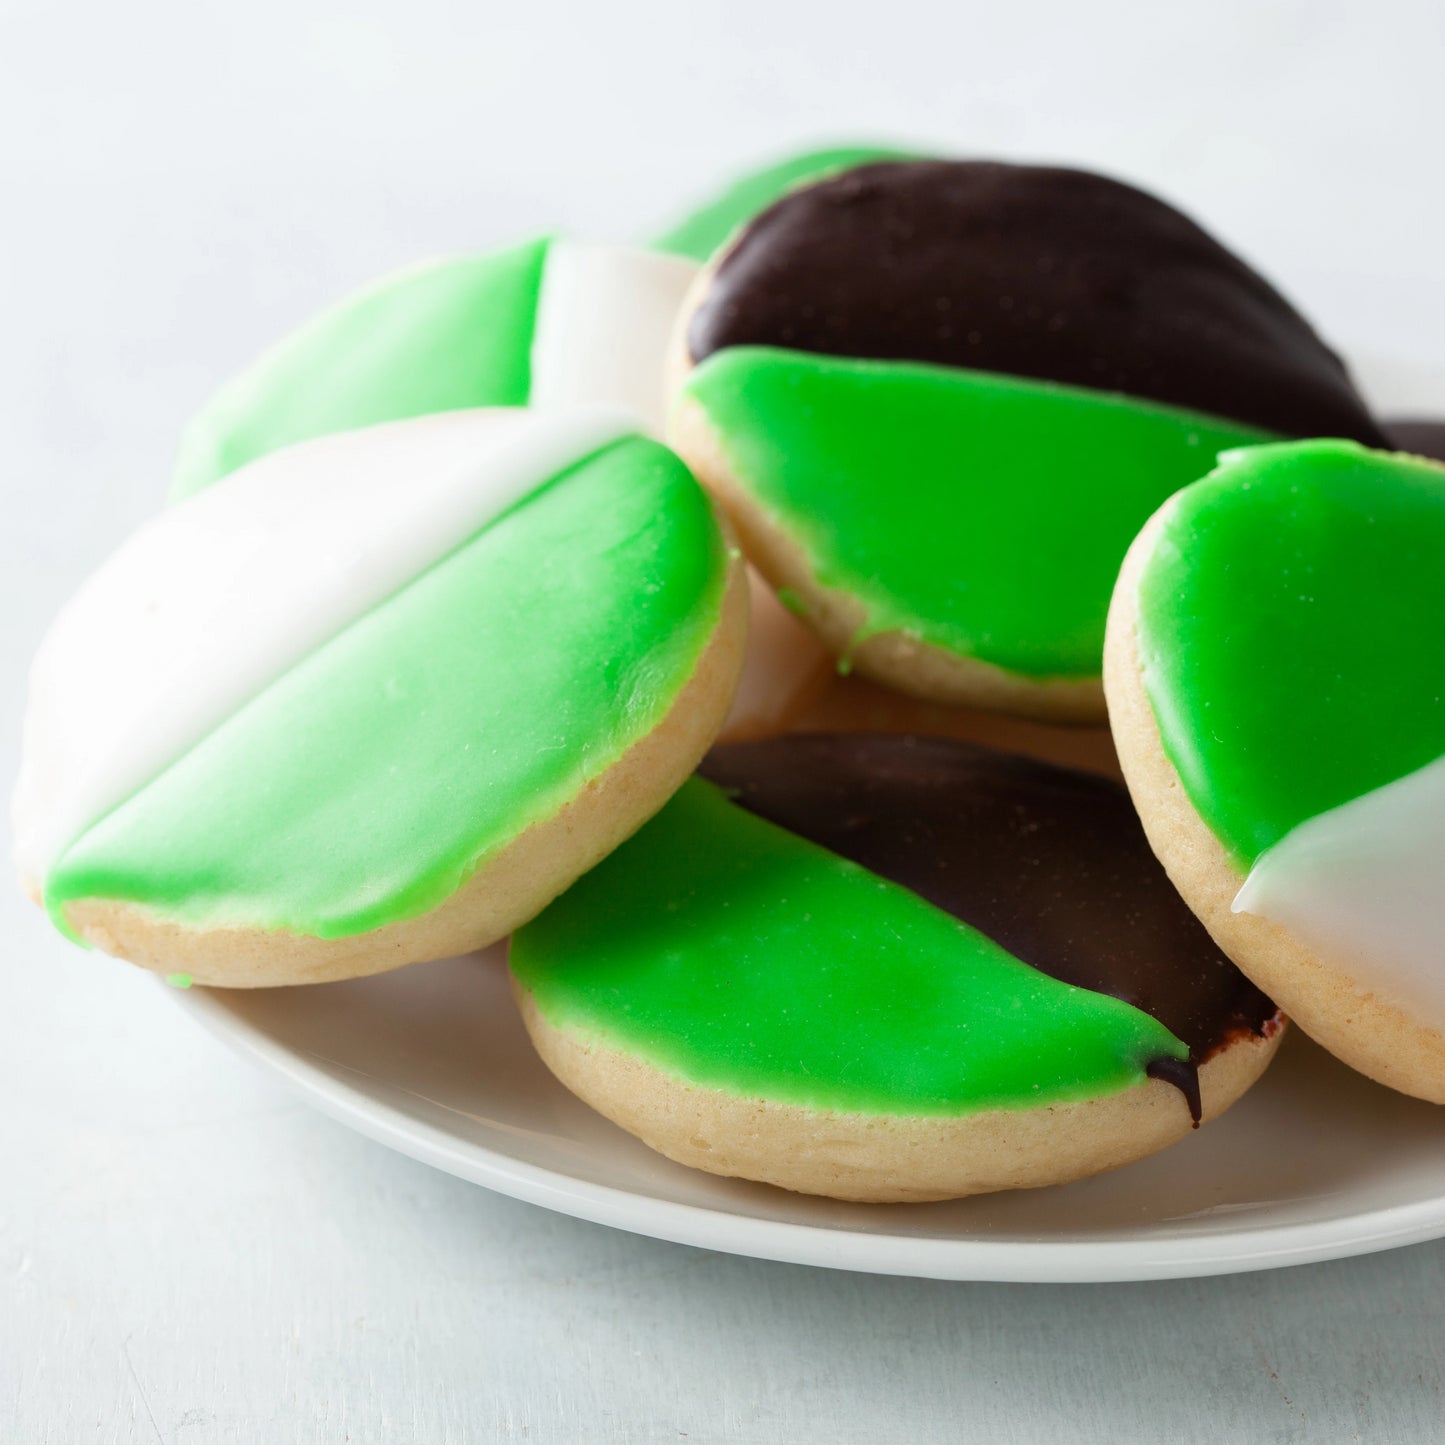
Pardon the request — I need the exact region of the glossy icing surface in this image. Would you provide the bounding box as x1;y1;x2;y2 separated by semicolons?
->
528;243;698;432
171;238;694;500
1135;440;1445;866
172;239;549;499
652;145;909;262
690;160;1384;443
15;409;630;882
1233;755;1445;1030
700;735;1274;1073
686;348;1263;678
44;435;728;938
512;775;1188;1116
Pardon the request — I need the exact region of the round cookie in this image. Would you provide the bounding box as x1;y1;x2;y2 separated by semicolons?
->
172;236;698;500
1104;438;1445;1102
15;408;747;986
510;735;1283;1202
669;159;1385;721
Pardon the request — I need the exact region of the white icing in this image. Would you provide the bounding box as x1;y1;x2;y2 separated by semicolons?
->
13;407;633;881
1233;754;1445;1030
529;242;698;436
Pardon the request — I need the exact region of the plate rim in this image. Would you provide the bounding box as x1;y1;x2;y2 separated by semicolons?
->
175;983;1445;1284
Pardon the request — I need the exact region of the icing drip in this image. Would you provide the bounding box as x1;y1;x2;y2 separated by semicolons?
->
689;160;1384;444
1144;1058;1202;1125
14;408;632;882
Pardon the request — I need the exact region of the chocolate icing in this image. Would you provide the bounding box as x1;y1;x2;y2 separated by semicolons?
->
689;160;1385;446
699;734;1278;1120
1385;419;1445;464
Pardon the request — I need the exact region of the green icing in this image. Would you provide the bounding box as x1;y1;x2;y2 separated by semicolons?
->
48;438;726;939
684;347;1266;680
652;146;911;262
512;779;1187;1116
171;237;551;500
1134;439;1445;867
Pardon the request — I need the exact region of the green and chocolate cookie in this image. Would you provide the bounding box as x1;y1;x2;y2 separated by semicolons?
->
511;734;1281;1201
670;159;1384;719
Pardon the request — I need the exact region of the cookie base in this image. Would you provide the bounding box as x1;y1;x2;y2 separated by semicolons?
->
514;980;1283;1203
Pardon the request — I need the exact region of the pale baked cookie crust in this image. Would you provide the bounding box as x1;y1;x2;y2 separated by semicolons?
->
516;981;1282;1203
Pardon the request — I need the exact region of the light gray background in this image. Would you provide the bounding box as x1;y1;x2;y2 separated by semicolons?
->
4;1;1445;1440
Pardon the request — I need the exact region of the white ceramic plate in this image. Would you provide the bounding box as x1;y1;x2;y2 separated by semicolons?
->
175;355;1445;1284
177;947;1445;1284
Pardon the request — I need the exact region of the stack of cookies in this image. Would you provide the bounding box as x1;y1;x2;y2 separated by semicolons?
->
17;149;1445;1201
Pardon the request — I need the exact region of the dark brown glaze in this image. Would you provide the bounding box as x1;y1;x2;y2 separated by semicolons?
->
689;160;1386;446
1384;419;1445;464
699;734;1279;1121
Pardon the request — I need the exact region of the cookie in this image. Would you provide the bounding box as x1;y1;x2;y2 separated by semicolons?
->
652;143;909;262
172;237;698;499
1105;438;1445;1102
669;159;1385;720
16;408;747;986
510;735;1282;1202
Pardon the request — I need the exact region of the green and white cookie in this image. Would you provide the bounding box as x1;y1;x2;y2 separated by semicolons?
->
172;236;698;500
17;408;746;986
1105;439;1445;1102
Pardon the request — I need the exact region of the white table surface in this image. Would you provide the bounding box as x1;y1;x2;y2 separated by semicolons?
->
5;1;1445;1439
